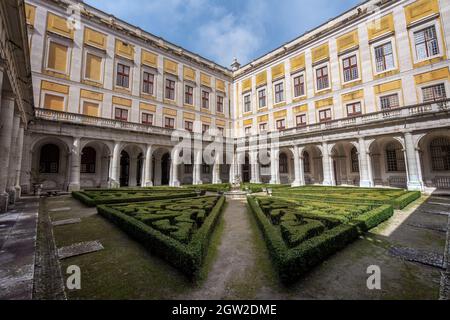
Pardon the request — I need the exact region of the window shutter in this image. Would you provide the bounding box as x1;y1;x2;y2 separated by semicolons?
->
44;94;65;111
48;42;68;72
85;53;102;81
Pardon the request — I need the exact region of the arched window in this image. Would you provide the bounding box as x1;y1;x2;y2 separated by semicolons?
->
386;143;405;172
430;137;450;171
279;153;288;174
351;147;359;173
303;151;311;173
81;147;96;173
39;144;60;173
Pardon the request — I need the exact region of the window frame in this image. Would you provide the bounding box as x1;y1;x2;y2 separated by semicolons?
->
409;20;444;64
276;118;286;131
80;98;101;117
295;113;307;127
243;93;252;113
372;39;397;75
44;36;72;75
184;120;193;132
258;88;267;109
41;90;67;112
292;72;306;98
141;69;155;96
420;82;448;103
216;95;224;113
141;112;154;125
346;101;363;117
184;84;194;106
114;106;129;122
164;116;175;129
244;126;252;135
83;48;105;84
318;108;332;122
340;52;360;84
164;77;176;101
314;62;330;92
259;122;268;133
273;80;285;104
115;60;132;90
201;90;210;110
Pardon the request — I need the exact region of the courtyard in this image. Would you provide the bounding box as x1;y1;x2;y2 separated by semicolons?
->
1;185;447;300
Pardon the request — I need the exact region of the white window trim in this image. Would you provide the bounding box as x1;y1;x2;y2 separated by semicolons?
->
82;47;105;84
112;105;129;121
140;111;154;125
376;90;403;111
44;36;72;75
259;122;268;133
313;62;331;93
243;93;252;113
201;88;211;110
40;90;67;112
370;37;398;76
291;71;307;99
164;75;177;101
339;51;361;84
216;94;224;113
141;67;157;97
183;82;195;106
114;58;133;90
257;87;267;109
80;98;101;117
164;116;176;128
244;126;252;135
276;118;286;129
273;79;286;104
417;80;449;103
409;19;444;64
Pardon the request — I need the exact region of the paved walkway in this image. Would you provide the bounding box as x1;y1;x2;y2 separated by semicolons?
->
0;198;39;299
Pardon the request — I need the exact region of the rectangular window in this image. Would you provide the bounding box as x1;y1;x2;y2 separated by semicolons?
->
185;120;193;132
142;72;154;95
44;94;65;111
276;119;286;130
374;42;395;73
184;164;193;174
141;112;153;125
202;91;209;109
346;102;362;117
380;94;400;110
259;123;267;132
293;74;305;97
244;94;251;113
114;108;128;121
116;63;130;88
184;85;193;105
83;101;99;117
316;66;329;91
202;164;211;174
85;53;102;82
319;109;332;122
217;96;224;113
422;83;447;102
202;124;210;133
258;89;266;108
48;41;68;73
164;117;175;129
296;114;307;127
343;55;358;82
165;79;175;100
414;26;439;60
274;82;284;103
244;126;252;135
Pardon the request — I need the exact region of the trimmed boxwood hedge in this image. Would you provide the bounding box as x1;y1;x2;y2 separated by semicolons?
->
241;183;291;193
247;196;394;283
98;196;225;278
72;190;200;207
183;183;231;193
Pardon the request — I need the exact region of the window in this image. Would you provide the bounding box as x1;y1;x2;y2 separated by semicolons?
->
346;102;362;117
276;119;286;130
303;151;310;173
430;138;450;171
202;164;211;174
185;120;193;132
184;164;193;174
185;85;193;105
386;143;405;172
116;63;130;88
380;94;400;110
114;108;128;121
164;117;175;129
319;108;332;122
244;126;252;135
201;91;209;109
422;83;446;102
43;94;65;111
259;123;267;132
374;42;395;73
141;113;153;125
85;53;102;82
351;147;359;173
82;101;99;117
244;94;251;113
296;114;307;127
293;74;305;97
39;144;60;174
414;26;439;60
81;147;96;174
142;72;154;95
342;55;358;82
274;82;284;103
165;79;175;100
279;153;288;174
217;95;224;113
202;124;210;133
258;89;266;108
316;65;329;91
47;41;68;73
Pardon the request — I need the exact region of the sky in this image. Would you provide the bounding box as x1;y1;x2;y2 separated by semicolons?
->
84;0;362;67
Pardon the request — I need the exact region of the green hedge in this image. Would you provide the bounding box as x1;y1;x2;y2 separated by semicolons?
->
247;196;394;283
72;190;200;207
183;183;231;193
391;191;421;209
241;183;290;193
98;196;225;278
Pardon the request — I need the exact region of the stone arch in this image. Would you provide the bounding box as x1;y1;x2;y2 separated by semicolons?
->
80;140;112;188
302;145;323;185
279;147;295;184
331;141;360;186
152;146;172;186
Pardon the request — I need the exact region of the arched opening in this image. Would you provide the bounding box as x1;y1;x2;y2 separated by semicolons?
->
161;153;171;186
39;144;60;174
119;151;130;187
350;147;359;174
331;142;360;186
385;143;405;173
279;153;288;174
81;147;96;174
418;134;450;189
303;145;323;185
430;138;450;171
303;151;311;175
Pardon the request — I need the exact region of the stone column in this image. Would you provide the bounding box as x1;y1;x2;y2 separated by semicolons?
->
193;149;203;185
129;155;138;187
7;114;20;202
250;150;260;183
68;137;81;192
170;148;180;187
110;142;120;188
0;93;15;212
229;152;236;184
358;138;373;187
212;152;222;184
292;146;305;187
14;124;25;200
322;142;335;186
270;147;280;184
404;132;423;191
144;145;153;186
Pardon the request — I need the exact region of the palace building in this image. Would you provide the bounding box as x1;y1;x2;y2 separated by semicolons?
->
0;0;449;212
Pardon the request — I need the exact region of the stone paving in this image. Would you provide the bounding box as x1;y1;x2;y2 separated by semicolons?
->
0;198;39;299
57;240;104;260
